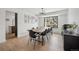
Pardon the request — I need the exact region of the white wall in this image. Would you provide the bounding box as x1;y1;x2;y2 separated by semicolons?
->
68;8;79;25
58;13;68;28
38;17;44;27
18;12;39;37
0;9;6;43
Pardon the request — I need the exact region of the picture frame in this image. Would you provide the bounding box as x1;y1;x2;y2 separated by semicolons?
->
44;16;58;28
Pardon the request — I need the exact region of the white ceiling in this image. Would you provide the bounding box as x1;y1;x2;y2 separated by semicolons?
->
4;8;67;15
22;8;67;15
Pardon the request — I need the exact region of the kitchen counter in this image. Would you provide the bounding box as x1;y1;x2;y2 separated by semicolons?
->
64;32;79;51
64;32;79;37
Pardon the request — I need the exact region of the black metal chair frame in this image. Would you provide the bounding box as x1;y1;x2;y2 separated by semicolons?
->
28;30;40;49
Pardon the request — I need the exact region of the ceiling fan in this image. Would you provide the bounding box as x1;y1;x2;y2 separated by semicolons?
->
36;8;46;16
40;8;46;15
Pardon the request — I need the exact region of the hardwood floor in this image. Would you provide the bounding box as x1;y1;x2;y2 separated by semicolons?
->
0;33;64;51
6;33;16;40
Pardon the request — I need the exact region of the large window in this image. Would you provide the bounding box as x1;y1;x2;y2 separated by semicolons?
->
44;16;58;28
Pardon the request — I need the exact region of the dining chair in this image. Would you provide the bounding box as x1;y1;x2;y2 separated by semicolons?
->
46;28;53;41
28;30;39;49
41;29;48;45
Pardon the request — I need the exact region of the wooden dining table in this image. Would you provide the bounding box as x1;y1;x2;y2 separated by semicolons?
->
32;28;45;33
32;27;50;33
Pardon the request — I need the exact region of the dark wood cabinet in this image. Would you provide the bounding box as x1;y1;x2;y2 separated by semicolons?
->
64;34;79;51
12;26;16;33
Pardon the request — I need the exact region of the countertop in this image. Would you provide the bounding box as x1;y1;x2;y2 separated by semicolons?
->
64;32;79;37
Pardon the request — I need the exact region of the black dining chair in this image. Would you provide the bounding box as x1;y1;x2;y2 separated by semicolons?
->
50;27;53;34
46;28;53;41
47;28;49;33
28;30;39;49
41;29;48;45
46;29;50;40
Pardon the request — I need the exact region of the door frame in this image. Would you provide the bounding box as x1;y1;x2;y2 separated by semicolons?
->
15;13;18;37
5;11;18;39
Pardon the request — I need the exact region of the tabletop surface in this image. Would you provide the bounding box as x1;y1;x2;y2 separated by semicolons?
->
32;27;51;33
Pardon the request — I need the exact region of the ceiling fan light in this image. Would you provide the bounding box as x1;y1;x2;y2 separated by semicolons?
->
36;8;46;16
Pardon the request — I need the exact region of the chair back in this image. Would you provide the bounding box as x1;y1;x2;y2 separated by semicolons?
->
41;29;47;35
28;30;36;38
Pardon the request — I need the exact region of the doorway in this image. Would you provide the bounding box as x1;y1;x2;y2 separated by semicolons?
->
5;11;18;40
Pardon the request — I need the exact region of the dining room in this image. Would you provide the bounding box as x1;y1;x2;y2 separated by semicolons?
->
0;0;78;59
0;8;67;51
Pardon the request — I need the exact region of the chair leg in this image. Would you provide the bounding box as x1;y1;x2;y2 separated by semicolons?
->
46;35;48;40
51;31;52;34
33;39;36;50
37;36;40;45
42;36;44;46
